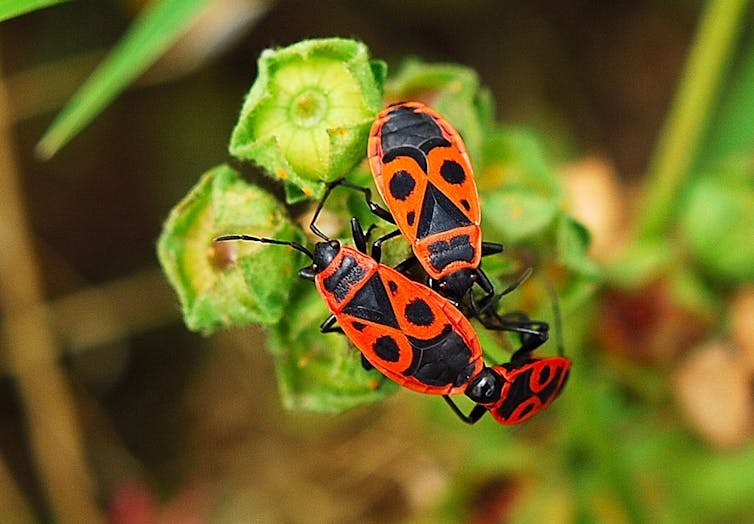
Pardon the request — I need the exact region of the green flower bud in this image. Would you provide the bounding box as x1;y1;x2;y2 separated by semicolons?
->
230;38;386;203
268;280;397;413
157;165;305;333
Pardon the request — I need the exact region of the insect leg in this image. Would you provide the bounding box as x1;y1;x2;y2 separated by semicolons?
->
335;179;396;224
443;396;488;424
350;217;369;254
370;228;403;263
481;241;504;256
320;314;343;334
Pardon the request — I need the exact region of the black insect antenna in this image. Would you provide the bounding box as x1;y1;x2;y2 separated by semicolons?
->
477;267;534;316
214;234;314;260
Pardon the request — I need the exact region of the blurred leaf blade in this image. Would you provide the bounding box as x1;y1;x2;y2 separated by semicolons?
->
0;0;70;22
35;0;209;159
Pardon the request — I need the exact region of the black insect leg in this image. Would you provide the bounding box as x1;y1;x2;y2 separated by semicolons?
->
479;310;550;354
310;178;393;240
481;241;504;256
333;178;396;224
350;217;369;254
370;228;403;263
467;267;496;314
353;214;415;269
471;241;504;301
393;255;420;274
475;267;534;316
458;240;506;311
443;396;488;424
322;310;387;388
360;354;375;371
320;314;344;335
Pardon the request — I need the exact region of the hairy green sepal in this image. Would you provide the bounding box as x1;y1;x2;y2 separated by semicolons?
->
229;38;385;203
157;165;305;333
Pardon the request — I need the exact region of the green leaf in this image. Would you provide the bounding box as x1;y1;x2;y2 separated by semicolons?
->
0;0;69;22
680;173;754;282
604;237;676;288
229;38;384;203
556;214;600;278
482;188;559;243
157;165;306;334
268;279;397;413
36;0;208;159
478;126;562;200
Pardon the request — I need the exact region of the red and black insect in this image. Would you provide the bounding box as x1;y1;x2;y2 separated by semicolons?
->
367;101;501;302
445;345;571;425
322;101;547;340
215;208;569;424
217;217;486;396
321;101;498;304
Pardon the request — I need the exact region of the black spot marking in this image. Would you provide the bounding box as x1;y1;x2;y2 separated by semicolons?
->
405;298;435;326
537;365;551;385
388;281;398;295
440;159;466;185
518;402;536;418
495;368;536;419
535;366;566;401
351;321;367;332
389;170;416;201
373;336;400;362
419;137;452;154
407;211;415;226
460;199;470;211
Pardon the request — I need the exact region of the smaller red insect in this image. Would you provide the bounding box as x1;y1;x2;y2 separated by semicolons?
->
446;292;571;425
445;347;571;425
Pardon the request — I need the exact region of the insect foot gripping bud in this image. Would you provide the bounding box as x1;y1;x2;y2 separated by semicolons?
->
229;38;386;203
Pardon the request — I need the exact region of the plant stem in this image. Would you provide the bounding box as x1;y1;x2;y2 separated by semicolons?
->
0;56;103;523
634;0;749;241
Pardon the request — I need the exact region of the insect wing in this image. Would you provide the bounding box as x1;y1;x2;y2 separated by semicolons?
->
488;357;571;425
335;260;484;395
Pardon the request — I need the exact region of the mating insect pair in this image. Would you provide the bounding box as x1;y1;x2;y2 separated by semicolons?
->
217;102;570;425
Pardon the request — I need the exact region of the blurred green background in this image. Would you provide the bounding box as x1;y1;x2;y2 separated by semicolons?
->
1;1;754;523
